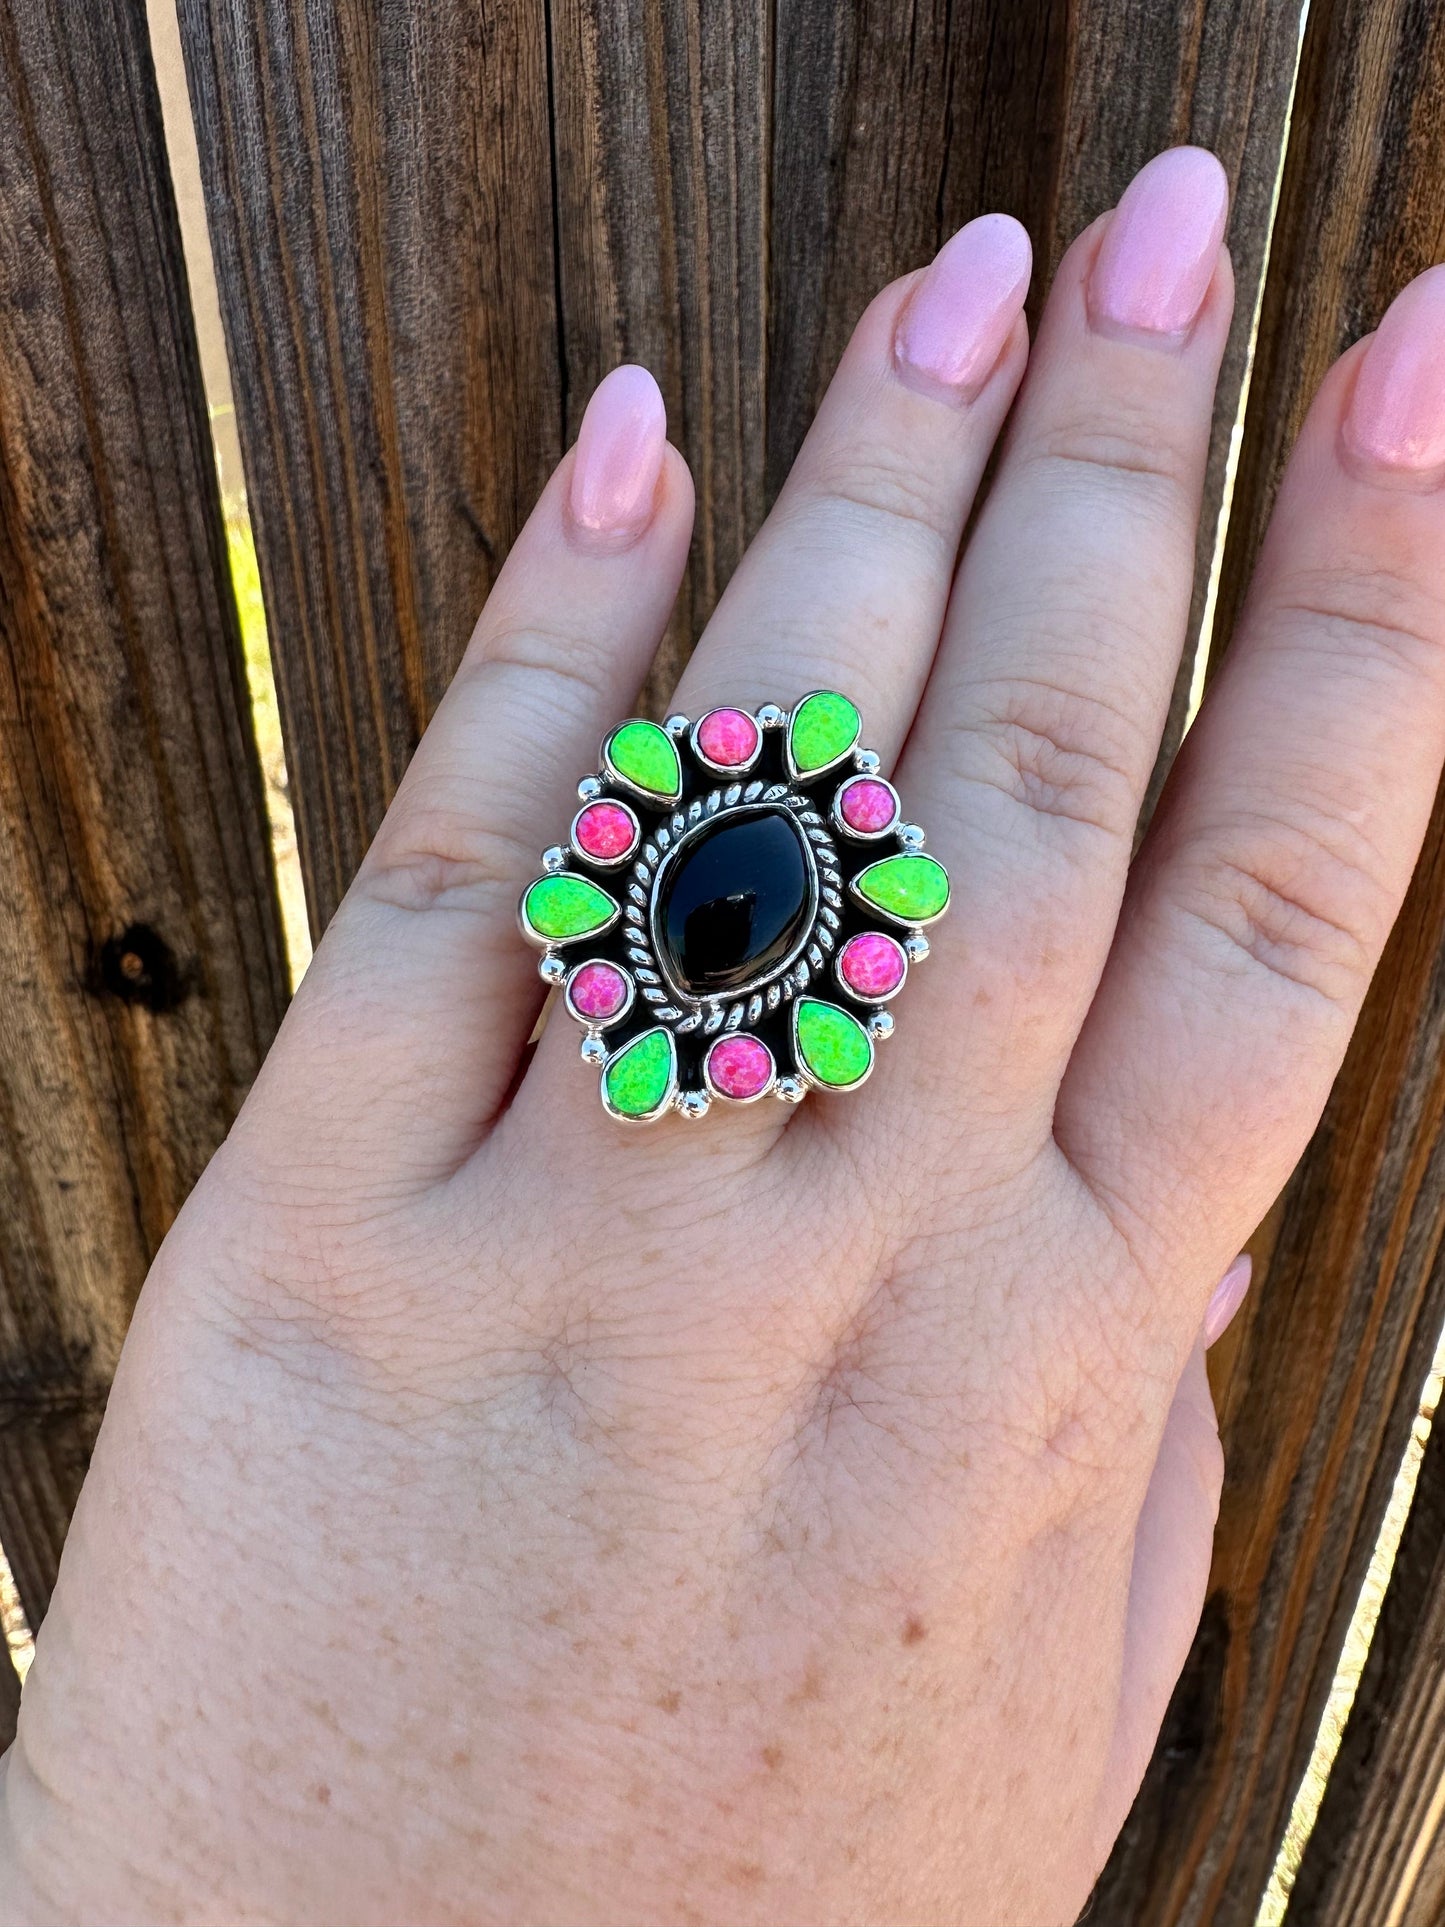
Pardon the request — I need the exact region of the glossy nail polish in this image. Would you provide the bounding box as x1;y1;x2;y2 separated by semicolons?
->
1089;147;1229;339
895;213;1032;397
1203;1253;1253;1349
1343;265;1445;474
569;364;668;535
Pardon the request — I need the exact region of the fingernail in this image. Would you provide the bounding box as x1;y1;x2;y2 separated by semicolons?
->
569;365;667;536
894;213;1032;397
1343;265;1445;474
1088;147;1228;339
1203;1254;1253;1349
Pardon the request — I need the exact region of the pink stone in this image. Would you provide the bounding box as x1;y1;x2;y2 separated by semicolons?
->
706;1033;774;1100
839;777;897;835
838;931;906;999
696;707;760;768
574;801;637;862
569;961;629;1021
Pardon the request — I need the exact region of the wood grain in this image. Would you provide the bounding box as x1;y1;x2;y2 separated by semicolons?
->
184;0;1300;932
1287;1390;1445;1925
177;0;562;931
0;0;287;1628
1094;1;1445;1919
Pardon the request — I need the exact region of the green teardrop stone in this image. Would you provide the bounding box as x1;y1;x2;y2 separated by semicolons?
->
795;999;873;1090
522;873;618;942
853;853;950;924
603;1027;676;1118
788;691;861;776
605;720;682;800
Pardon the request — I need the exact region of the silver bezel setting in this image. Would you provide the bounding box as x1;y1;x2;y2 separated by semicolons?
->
703;1034;779;1105
689;707;765;777
834;930;909;1004
568;798;642;871
831;773;902;842
790;998;875;1093
563;957;636;1030
598;1025;679;1124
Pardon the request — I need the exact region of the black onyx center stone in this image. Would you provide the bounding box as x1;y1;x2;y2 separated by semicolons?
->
656;808;812;998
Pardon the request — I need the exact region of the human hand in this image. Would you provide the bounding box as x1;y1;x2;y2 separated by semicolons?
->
7;145;1445;1926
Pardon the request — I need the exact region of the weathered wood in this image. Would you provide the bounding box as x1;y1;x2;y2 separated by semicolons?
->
177;0;562;931
0;1651;17;1751
0;0;287;1628
549;0;769;703
1094;2;1445;1919
182;0;1299;932
1286;1384;1445;1925
768;0;1304;828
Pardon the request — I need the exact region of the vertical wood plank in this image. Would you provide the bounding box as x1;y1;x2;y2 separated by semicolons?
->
0;0;287;1628
546;0;770;699
1094;2;1445;1919
177;0;562;931
185;0;1299;933
1287;1385;1445;1925
768;0;1303;816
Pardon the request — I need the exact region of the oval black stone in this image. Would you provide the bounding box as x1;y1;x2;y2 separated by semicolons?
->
656;808;811;997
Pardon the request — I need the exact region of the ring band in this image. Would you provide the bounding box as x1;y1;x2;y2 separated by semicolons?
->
519;693;950;1122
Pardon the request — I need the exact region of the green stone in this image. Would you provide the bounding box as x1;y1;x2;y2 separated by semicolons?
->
788;691;861;776
853;853;950;924
794;999;873;1090
522;873;618;942
605;720;682;801
603;1027;676;1118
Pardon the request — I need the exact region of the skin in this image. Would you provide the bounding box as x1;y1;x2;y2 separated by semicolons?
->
5;151;1445;1925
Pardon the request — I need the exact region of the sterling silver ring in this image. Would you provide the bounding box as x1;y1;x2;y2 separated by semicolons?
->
518;693;950;1122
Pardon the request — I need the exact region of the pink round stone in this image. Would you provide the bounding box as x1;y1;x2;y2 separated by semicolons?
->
569;961;629;1021
574;800;637;862
706;1034;774;1100
839;777;897;835
696;707;760;768
839;931;906;1000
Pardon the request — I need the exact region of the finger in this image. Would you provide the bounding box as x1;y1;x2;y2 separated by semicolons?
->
232;367;695;1184
1058;264;1445;1287
510;218;1032;1148
879;149;1232;1154
671;211;1033;761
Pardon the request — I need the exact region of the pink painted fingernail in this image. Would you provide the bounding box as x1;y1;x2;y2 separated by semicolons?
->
1343;265;1445;473
1088;147;1229;339
1203;1254;1253;1348
569;365;667;536
894;213;1032;397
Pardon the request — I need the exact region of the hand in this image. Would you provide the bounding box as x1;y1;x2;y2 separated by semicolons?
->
7;145;1445;1927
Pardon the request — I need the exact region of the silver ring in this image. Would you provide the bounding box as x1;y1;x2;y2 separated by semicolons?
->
518;692;950;1122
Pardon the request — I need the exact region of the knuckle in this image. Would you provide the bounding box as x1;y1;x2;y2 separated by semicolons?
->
798;443;958;556
1170;811;1387;1006
1021;406;1198;522
946;675;1145;841
359;807;532;916
1266;563;1445;682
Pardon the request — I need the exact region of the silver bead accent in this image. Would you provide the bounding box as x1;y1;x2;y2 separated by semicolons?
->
676;1088;711;1120
775;1075;807;1104
756;703;786;730
898;823;926;851
663;713;691;738
903;932;930;964
579;1034;607;1065
577;775;604;803
867;1009;895;1042
854;748;882;775
539;953;567;985
542;844;569;873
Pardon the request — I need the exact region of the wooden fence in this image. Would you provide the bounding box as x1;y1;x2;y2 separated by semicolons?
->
3;0;1445;1918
